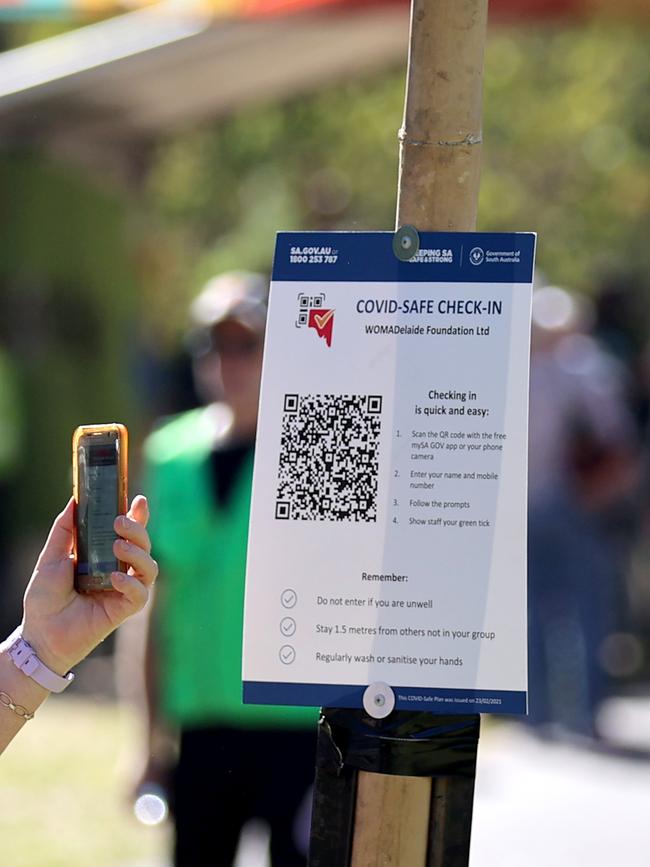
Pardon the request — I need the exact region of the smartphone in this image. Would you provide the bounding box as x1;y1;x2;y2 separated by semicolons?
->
73;423;128;592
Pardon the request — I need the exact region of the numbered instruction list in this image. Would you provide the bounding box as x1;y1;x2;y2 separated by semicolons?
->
243;231;535;714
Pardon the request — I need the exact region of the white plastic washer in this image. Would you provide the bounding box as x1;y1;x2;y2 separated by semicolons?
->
362;681;396;719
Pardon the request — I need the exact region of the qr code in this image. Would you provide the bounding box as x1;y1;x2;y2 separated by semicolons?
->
276;393;382;522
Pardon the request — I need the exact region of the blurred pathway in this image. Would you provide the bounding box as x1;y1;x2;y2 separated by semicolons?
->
471;721;650;867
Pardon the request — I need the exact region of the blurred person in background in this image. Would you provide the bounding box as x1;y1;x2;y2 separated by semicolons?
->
527;283;640;740
590;274;650;670
138;272;316;867
1;495;156;755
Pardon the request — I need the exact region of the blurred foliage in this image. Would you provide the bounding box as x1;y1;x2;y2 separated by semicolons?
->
0;20;113;49
0;18;646;547
0;156;141;536
481;24;650;290
145;21;649;323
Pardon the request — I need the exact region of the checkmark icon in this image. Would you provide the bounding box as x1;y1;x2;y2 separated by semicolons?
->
279;645;296;665
281;589;297;609
314;309;334;331
280;617;296;637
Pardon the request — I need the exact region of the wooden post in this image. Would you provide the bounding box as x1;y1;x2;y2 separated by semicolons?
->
350;773;431;867
396;0;487;232
351;1;488;865
309;3;488;866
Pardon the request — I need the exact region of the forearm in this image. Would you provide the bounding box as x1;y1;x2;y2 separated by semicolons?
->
0;495;156;759
0;635;50;755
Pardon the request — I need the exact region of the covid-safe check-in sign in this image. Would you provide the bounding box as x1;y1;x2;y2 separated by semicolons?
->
243;231;535;715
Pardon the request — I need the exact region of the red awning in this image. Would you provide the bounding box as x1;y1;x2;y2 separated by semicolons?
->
239;0;587;17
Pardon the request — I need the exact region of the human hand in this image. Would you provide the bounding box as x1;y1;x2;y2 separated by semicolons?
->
21;495;158;677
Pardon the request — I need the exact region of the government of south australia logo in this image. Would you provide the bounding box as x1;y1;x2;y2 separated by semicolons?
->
296;292;335;347
469;247;485;266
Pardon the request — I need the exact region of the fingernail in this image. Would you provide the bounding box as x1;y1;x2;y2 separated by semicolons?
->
112;571;126;585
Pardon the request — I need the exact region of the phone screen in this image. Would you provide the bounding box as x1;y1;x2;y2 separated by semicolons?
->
76;433;120;581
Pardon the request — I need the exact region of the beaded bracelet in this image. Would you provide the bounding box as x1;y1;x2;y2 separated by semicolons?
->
0;690;35;721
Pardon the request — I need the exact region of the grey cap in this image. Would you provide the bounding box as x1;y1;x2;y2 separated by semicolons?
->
190;271;268;334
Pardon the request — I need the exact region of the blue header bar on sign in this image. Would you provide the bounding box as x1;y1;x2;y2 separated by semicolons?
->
272;231;536;284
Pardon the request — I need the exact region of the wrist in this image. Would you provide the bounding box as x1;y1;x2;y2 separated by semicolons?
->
5;627;76;694
0;643;49;707
20;622;76;677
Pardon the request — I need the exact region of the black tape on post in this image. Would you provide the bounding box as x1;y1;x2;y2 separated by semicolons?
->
308;709;480;867
309;713;358;867
322;708;480;777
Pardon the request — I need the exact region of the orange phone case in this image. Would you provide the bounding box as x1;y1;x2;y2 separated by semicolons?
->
72;423;128;592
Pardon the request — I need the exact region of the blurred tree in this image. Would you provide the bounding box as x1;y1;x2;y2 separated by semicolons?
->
0;19;111;48
0;155;141;534
145;21;649;317
0;20;646;518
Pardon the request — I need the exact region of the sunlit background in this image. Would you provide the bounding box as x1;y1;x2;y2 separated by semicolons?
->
0;1;649;865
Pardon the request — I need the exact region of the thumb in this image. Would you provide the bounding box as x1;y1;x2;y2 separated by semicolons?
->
36;497;75;566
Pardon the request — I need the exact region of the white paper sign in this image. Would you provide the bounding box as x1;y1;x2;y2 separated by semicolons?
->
243;231;535;715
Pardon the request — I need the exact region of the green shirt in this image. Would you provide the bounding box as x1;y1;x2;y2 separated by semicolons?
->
144;407;316;729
